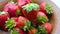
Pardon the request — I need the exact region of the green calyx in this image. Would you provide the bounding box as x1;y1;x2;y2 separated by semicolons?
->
37;26;47;34
10;28;19;34
16;9;21;16
5;18;16;31
0;12;8;15
36;16;49;23
45;3;53;14
22;3;39;13
23;20;31;31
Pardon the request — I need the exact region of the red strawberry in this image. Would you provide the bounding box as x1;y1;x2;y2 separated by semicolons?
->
42;23;52;34
40;2;53;14
36;12;49;23
29;12;48;24
22;3;39;22
29;28;37;34
31;11;46;23
18;0;32;8
22;10;38;22
10;27;24;34
3;0;21;17
37;26;47;34
0;11;9;31
17;16;31;31
17;16;28;27
5;16;31;31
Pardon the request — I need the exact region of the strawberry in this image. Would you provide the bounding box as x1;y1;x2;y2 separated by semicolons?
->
5;16;31;31
36;12;49;23
37;26;47;34
17;16;31;31
0;11;9;31
22;3;39;22
18;0;32;8
29;28;37;34
28;12;49;24
29;27;47;34
40;2;53;14
10;27;24;34
31;11;46;23
3;0;21;17
42;23;52;34
29;26;47;34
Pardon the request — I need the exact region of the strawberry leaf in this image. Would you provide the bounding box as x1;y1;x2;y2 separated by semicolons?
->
36;16;49;23
37;26;47;34
10;29;19;34
45;3;53;14
23;20;31;31
22;3;39;13
5;18;16;31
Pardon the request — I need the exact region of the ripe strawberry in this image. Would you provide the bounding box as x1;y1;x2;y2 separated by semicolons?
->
17;16;31;31
22;3;39;22
18;0;32;8
3;0;21;17
42;23;52;34
10;27;24;34
29;28;37;34
40;2;53;14
0;11;9;31
36;12;49;23
5;16;31;31
37;26;47;34
28;12;48;24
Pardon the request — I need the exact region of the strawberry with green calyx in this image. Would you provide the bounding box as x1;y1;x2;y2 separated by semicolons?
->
22;3;39;13
3;0;21;17
29;28;37;34
30;12;49;24
18;0;32;9
18;16;31;31
0;11;9;31
36;16;48;23
37;26;47;34
5;16;31;31
36;12;49;23
42;23;52;34
22;3;40;21
10;27;24;34
29;26;47;34
40;2;53;14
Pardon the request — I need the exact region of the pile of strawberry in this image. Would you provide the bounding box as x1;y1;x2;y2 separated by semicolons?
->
0;0;53;34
